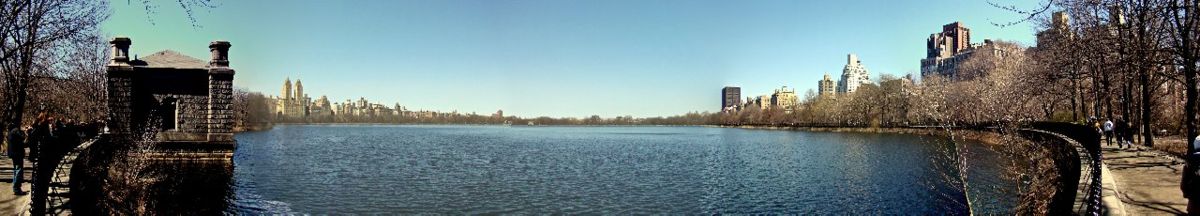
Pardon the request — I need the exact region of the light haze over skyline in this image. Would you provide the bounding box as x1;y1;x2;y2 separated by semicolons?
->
101;0;1042;118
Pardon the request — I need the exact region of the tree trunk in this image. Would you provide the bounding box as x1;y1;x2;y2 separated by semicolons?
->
1099;66;1104;118
1142;67;1155;147
1072;76;1081;121
1125;80;1135;142
1186;60;1197;156
1185;2;1198;157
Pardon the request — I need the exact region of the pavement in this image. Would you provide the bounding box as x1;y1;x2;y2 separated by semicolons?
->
0;155;33;216
1101;141;1190;215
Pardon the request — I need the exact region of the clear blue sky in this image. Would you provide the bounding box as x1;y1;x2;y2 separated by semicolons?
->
101;0;1042;118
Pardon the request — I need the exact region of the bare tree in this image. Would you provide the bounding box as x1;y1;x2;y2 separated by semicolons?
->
0;0;108;131
1160;0;1200;159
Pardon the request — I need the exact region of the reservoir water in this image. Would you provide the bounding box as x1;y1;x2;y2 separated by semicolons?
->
229;125;1017;214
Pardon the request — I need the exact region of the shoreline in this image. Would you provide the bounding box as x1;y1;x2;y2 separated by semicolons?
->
236;123;709;132
721;125;1010;146
236;123;1010;147
233;123;274;133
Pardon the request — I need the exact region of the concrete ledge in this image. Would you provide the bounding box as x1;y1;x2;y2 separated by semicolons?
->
205;133;234;142
152;141;236;152
156;131;208;142
1099;163;1127;216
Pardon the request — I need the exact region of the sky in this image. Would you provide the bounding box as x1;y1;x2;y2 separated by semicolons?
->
101;0;1044;118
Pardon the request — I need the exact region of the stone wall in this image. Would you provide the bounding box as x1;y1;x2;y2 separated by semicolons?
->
150;94;208;141
105;68;134;135
206;72;234;141
124;68;210;141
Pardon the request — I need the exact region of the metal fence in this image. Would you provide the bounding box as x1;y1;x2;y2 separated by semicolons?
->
1026;121;1103;215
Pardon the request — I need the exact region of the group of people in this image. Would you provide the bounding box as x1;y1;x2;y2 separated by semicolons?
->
1094;117;1137;148
2;113;98;214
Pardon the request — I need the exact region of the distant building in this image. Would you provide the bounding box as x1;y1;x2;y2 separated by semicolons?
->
770;86;797;110
337;99;353;116
309;95;333;116
721;86;741;112
929;22;972;58
817;72;836;96
274;78;310;118
394;103;408;116
1036;11;1071;46
356;97;369;116
744;95;771;110
269;80;407;118
921;22;973;79
837;54;871;93
920;22;1021;80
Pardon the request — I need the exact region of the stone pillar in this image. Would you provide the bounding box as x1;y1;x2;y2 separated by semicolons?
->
106;37;134;135
207;41;235;142
109;37;130;65
209;40;230;67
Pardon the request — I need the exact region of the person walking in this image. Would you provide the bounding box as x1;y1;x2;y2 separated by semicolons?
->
1103;119;1114;146
1114;118;1127;148
1121;120;1135;147
5;125;25;195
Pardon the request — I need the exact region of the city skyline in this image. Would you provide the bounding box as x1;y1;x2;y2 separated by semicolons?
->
100;0;1043;118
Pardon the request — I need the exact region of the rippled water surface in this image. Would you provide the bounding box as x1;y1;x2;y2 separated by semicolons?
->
230;125;1017;214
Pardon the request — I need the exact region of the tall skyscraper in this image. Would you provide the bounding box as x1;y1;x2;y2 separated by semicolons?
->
927;22;971;59
282;77;292;100
721;86;741;111
836;54;870;93
922;22;973;78
275;78;311;118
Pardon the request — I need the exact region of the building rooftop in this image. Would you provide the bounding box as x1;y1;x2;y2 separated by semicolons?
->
133;50;208;69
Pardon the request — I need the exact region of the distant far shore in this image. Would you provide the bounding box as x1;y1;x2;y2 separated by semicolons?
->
235;122;716;132
235;122;1011;146
721;125;1010;146
270;122;709;127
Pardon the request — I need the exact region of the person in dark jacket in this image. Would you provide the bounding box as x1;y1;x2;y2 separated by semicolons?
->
27;114;47;165
1122;120;1135;147
6;125;25;195
30;116;58;215
1118;119;1133;148
1114;118;1128;149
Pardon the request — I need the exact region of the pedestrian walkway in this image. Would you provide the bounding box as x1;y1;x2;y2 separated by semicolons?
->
1102;142;1190;215
0;155;33;215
